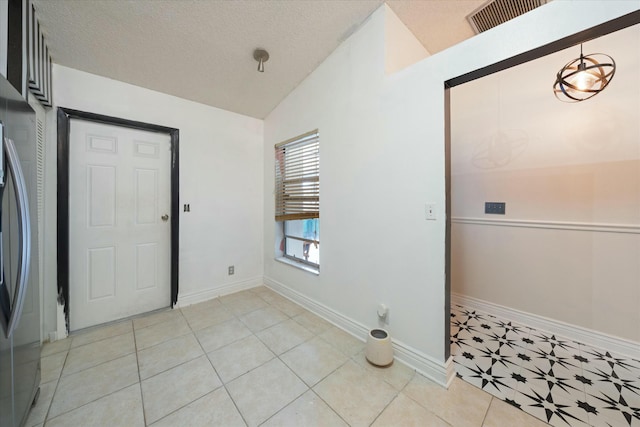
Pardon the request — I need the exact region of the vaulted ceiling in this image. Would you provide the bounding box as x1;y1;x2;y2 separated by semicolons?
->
34;0;490;118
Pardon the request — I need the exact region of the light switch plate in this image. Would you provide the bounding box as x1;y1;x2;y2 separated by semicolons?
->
425;204;436;220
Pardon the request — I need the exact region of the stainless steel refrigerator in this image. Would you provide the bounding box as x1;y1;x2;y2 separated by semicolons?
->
0;75;40;427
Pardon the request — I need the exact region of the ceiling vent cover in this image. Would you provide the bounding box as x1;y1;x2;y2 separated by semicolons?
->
467;0;550;34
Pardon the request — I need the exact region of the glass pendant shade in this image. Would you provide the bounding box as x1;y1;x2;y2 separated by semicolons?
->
553;45;615;102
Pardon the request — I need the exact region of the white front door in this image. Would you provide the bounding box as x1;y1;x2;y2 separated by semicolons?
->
68;119;171;331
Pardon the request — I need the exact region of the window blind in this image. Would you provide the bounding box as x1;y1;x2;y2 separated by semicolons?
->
275;130;319;222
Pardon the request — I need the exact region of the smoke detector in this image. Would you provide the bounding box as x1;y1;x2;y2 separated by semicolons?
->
467;0;551;34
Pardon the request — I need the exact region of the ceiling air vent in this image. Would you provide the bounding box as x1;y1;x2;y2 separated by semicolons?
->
467;0;550;34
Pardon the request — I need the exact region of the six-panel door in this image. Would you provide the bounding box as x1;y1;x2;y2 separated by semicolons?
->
68;120;171;331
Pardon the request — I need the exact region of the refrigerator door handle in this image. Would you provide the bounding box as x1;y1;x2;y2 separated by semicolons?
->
4;136;31;338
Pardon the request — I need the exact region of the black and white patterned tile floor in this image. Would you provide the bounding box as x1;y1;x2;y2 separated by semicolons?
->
451;304;640;427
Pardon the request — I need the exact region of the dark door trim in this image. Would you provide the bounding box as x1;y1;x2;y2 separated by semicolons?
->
443;88;451;361
7;0;25;94
442;10;640;361
57;107;180;331
445;9;640;89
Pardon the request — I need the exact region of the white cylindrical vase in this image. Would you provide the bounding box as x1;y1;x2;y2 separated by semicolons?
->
365;328;393;367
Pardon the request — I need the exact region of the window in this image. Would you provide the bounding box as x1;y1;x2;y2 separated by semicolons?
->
275;130;320;269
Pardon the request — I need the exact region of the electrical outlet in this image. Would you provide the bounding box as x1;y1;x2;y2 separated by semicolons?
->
228;265;234;275
485;202;506;215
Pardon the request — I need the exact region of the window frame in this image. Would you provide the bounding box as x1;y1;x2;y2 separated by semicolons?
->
275;130;320;271
282;220;320;269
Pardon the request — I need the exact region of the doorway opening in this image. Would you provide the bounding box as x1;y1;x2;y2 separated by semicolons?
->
444;10;640;427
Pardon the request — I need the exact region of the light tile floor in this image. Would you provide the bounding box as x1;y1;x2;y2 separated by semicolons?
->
451;304;640;427
29;287;546;427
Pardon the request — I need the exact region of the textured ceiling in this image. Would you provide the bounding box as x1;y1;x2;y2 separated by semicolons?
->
33;0;487;119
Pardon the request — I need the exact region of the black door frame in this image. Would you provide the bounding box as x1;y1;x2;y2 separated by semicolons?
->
442;10;640;360
57;107;180;331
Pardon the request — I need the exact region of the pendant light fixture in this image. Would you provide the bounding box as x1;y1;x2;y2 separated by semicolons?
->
553;44;616;102
253;49;269;73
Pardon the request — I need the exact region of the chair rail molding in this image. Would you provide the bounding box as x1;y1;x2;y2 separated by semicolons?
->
452;217;640;234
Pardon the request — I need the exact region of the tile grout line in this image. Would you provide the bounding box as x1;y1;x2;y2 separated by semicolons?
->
56;349;137;379
43;375;139;423
254;286;420;426
67;320;133;349
38;348;69;426
393;370;455;427
46;313;189;425
268;316;405;426
44;296;256;425
196;297;268;426
221;293;274;427
308;388;352;427
196;325;239;418
58;331;137;378
131;320;148;427
366;389;400;426
42;323;133;424
192;300;253;427
479;396;494;427
144;303;250;426
224;290;312;426
241;291;324;425
260;322;350;426
144;304;239;425
44;288;434;427
219;288;359;426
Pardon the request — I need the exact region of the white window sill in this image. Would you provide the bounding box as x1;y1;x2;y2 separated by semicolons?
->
276;257;319;275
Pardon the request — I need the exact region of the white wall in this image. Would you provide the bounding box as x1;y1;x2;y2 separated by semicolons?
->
264;5;452;383
43;65;264;336
264;0;640;385
450;23;640;342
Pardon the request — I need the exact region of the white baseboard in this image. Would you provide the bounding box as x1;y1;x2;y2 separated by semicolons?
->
176;276;263;308
444;356;456;388
452;293;640;361
264;276;454;387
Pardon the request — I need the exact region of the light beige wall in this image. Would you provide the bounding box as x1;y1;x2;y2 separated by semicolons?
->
384;5;429;75
452;222;640;341
453;160;640;223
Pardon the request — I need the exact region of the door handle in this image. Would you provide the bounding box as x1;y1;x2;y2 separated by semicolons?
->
161;214;169;222
4;137;31;338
